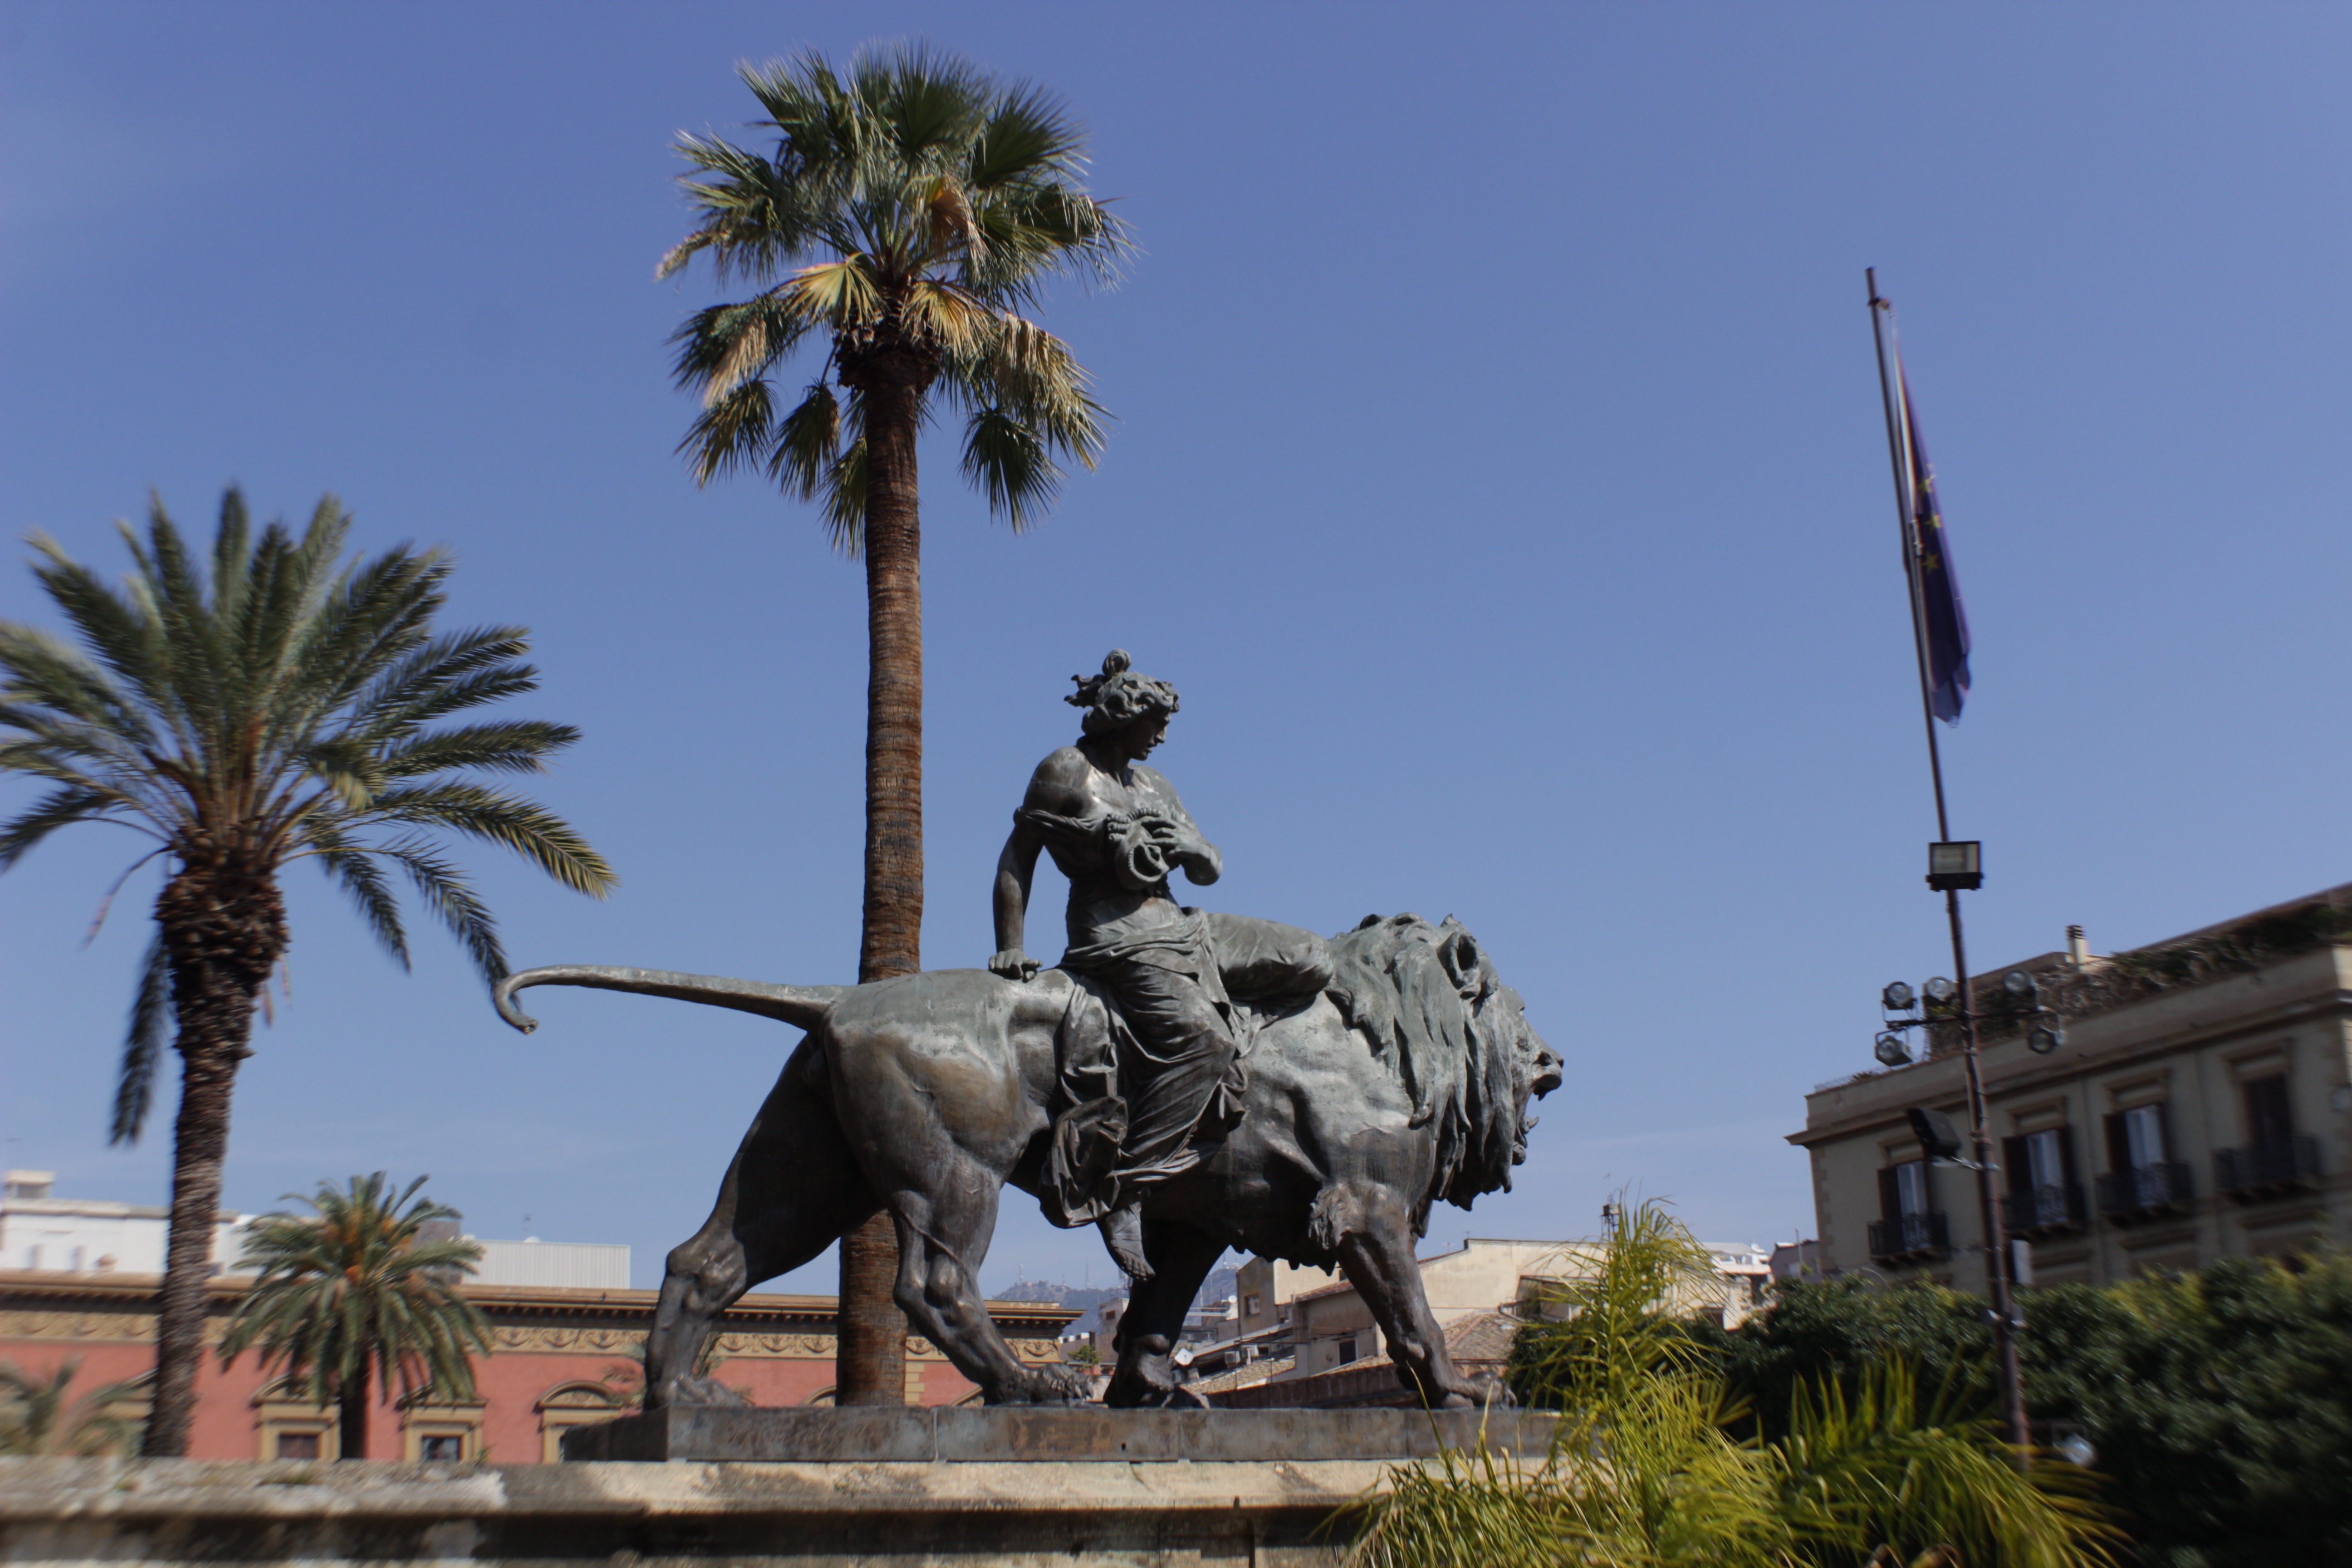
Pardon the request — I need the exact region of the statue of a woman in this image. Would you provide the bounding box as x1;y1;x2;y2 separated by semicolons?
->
991;652;1331;1279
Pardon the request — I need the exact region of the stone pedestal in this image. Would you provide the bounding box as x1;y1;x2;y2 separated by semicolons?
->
559;1404;1559;1463
2;1415;1561;1565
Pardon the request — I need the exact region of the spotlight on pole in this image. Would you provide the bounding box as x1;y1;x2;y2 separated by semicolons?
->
1882;980;1917;1011
1874;1031;1913;1068
1906;1105;1967;1163
1926;840;1983;891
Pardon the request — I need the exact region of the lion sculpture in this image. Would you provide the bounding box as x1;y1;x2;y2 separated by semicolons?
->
494;912;1560;1409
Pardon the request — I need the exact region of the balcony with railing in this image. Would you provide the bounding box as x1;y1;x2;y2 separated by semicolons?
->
2095;1161;2193;1220
2213;1136;2320;1199
2001;1181;2087;1239
1867;1211;1950;1263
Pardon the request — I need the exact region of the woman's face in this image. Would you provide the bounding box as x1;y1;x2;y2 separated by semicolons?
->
1120;713;1171;761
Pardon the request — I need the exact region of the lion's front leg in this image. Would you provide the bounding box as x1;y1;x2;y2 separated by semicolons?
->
1104;1219;1227;1408
1330;1183;1512;1410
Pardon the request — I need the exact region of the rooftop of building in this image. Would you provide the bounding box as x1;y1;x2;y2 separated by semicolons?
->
1806;881;2352;1108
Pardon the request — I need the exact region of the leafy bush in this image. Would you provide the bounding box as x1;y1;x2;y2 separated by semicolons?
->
1352;1201;2112;1568
1694;1253;2352;1566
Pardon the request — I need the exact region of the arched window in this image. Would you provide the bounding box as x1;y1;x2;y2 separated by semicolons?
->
535;1380;623;1464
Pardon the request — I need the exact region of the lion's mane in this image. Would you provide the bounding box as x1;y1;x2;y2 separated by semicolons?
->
1325;912;1526;1226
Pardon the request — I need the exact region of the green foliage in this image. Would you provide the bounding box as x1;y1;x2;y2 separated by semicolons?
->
0;490;617;1140
217;1173;491;1430
1699;1253;2352;1565
1067;1341;1102;1366
0;1358;144;1455
1352;1199;2113;1568
662;43;1127;546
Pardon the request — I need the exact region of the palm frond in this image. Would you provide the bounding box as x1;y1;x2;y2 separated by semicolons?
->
360;783;617;897
821;436;868;555
377;839;503;986
766;382;843;501
376;720;578;778
0;784;119;870
312;836;410;972
676;378;776;488
109;929;172;1146
960;407;1064;531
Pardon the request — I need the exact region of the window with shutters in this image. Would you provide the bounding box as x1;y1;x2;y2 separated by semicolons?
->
2100;1102;2190;1215
1871;1159;1945;1259
2244;1075;2293;1150
1894;1160;1928;1218
2215;1074;2318;1195
2002;1126;2083;1234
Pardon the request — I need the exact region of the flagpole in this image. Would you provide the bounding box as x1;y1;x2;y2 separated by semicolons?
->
1865;269;2030;1459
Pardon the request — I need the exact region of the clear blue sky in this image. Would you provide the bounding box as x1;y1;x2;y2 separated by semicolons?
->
5;3;2350;1293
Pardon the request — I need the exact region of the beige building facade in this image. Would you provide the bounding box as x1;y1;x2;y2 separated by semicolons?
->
1792;888;2352;1292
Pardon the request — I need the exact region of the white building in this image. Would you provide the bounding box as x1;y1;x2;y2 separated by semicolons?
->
0;1171;254;1276
0;1173;626;1288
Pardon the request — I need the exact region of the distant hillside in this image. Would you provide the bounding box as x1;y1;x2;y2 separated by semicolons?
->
992;1264;1240;1338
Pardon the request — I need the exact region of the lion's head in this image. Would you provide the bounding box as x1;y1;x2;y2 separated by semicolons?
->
1325;913;1562;1226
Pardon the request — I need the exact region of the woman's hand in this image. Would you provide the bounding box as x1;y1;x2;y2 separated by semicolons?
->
990;948;1042;981
1137;810;1206;863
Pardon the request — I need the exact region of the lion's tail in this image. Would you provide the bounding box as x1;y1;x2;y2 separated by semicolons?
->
493;965;846;1035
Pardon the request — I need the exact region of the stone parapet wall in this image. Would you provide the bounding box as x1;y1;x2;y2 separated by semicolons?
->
0;1456;1392;1566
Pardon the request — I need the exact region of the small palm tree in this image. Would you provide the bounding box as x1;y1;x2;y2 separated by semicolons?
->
0;1358;145;1455
662;43;1124;1406
219;1173;489;1460
0;490;616;1454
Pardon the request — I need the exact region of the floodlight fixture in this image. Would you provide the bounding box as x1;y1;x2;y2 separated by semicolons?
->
1906;1105;1967;1162
2028;1025;2064;1055
2004;970;2039;1003
1882;981;1916;1011
1874;1032;1912;1068
1926;840;1983;892
1922;976;1958;1004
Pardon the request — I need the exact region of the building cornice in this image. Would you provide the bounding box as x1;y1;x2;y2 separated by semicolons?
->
0;1272;1078;1339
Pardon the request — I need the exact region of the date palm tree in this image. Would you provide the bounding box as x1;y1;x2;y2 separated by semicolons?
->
0;1358;145;1456
662;43;1124;1404
218;1173;489;1460
0;490;615;1455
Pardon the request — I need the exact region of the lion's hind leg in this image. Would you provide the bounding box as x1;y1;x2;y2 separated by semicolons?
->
648;1041;881;1407
881;1152;1084;1405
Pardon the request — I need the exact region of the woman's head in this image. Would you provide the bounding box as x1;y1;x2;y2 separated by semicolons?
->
1067;649;1180;740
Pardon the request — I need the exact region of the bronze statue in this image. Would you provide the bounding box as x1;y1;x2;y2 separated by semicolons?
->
494;652;1559;1409
989;651;1333;1279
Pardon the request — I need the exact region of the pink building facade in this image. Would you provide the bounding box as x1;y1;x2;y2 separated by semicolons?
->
0;1270;1075;1461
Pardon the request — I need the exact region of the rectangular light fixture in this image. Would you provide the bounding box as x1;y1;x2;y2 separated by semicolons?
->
1926;839;1982;892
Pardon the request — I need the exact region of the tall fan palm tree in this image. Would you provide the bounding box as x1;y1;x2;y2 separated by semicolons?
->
219;1173;490;1460
662;44;1124;1404
0;490;615;1455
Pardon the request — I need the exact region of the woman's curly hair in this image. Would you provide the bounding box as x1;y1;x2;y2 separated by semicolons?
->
1067;649;1180;738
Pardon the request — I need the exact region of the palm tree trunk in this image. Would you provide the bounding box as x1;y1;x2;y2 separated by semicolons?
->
140;864;283;1457
836;365;926;1407
339;1360;369;1460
